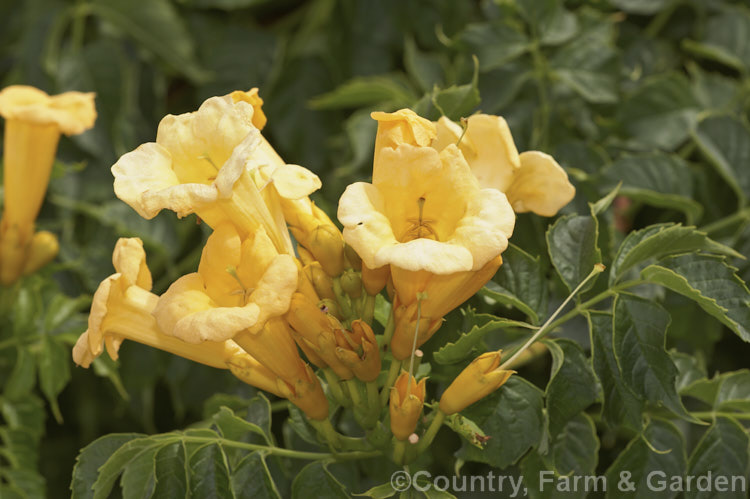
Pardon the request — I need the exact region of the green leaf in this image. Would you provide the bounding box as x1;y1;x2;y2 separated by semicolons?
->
546;214;601;293
544;339;599;435
291;462;349;499
232;452;281;499
482;244;547;324
692;114;750;206
682;7;750;72
714;371;750;412
37;335;72;423
588;312;644;430
444;413;488;449
354;482;397;498
613;295;696;423
189;443;234;499
429;60;480;121
1;396;45;438
91;435;172;499
121;445;157;499
152;442;188;499
309;75;415;110
89;0;207;82
404;37;445;93
433;314;533;365
550;15;617;103
457;22;529;72
212;406;268;443
43;293;91;333
245;394;274;443
610;0;672;15
71;434;145;499
685;417;750;499
641;254;750;342
617;73;700;150
609;223;741;284
520;414;599;499
604;419;686;499
671;351;707;393
605;153;702;224
456;377;545;468
4;347;37;399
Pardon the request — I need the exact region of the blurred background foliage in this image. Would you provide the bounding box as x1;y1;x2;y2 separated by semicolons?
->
1;0;750;496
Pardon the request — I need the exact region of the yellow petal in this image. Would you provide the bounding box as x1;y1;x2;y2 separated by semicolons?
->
21;230;59;276
0;85;96;135
507;151;576;217
248;254;298;329
154;273;261;343
112;238;152;290
459;114;520;192
270;164;322;200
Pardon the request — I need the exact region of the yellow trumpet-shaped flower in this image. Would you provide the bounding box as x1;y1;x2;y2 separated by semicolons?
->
433;114;575;217
438;350;514;415
338;109;515;358
72;238;245;370
0;85;96;284
389;371;426;441
153;222;308;385
112;90;320;255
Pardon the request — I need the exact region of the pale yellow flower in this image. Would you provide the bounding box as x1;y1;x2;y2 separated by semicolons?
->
0;85;96;284
152;222;308;384
338;109;515;358
433;114;575;217
389;371;426;441
72;238;246;370
439;350;514;415
112;90;320;255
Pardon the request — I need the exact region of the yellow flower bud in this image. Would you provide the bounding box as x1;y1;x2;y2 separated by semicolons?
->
438;350;514;415
333;320;381;382
22;230;59;276
339;269;362;299
305;262;336;301
286;293;353;379
344;243;362;270
284;199;345;277
389;372;426;441
362;263;389;296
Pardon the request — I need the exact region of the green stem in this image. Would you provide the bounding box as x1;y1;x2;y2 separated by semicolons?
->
644;0;679;38
392;440;408;465
310;418;342;449
380;358;402;407
181;435;377;460
333;277;353;319
270;400;291;412
382;308;395;345
322;368;349;407
345;379;362;408
692;411;750;421
499;265;605;370
366;381;380;415
416;410;445;454
362;294;375;325
699;207;750;235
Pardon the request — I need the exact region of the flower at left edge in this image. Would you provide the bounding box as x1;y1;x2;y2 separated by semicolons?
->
0;85;96;285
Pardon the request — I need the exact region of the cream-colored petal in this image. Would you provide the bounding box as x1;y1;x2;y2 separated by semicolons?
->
156;96;256;184
112;142;219;219
0;85;96;135
270;164;322;200
248;254;298;328
112;238;152;290
377;238;473;274
153;273;260;343
432;116;477;158
337;182;398;270
214;130;261;199
449;188;515;270
507;151;576;217
73;331;96;368
462;114;520;192
86;274;118;356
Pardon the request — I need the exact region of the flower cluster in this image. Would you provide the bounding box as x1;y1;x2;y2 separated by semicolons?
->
72;89;574;462
0;86;96;285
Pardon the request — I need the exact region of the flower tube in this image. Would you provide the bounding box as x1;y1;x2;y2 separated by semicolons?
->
439;350;514;415
0;85;96;284
338;109;515;359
